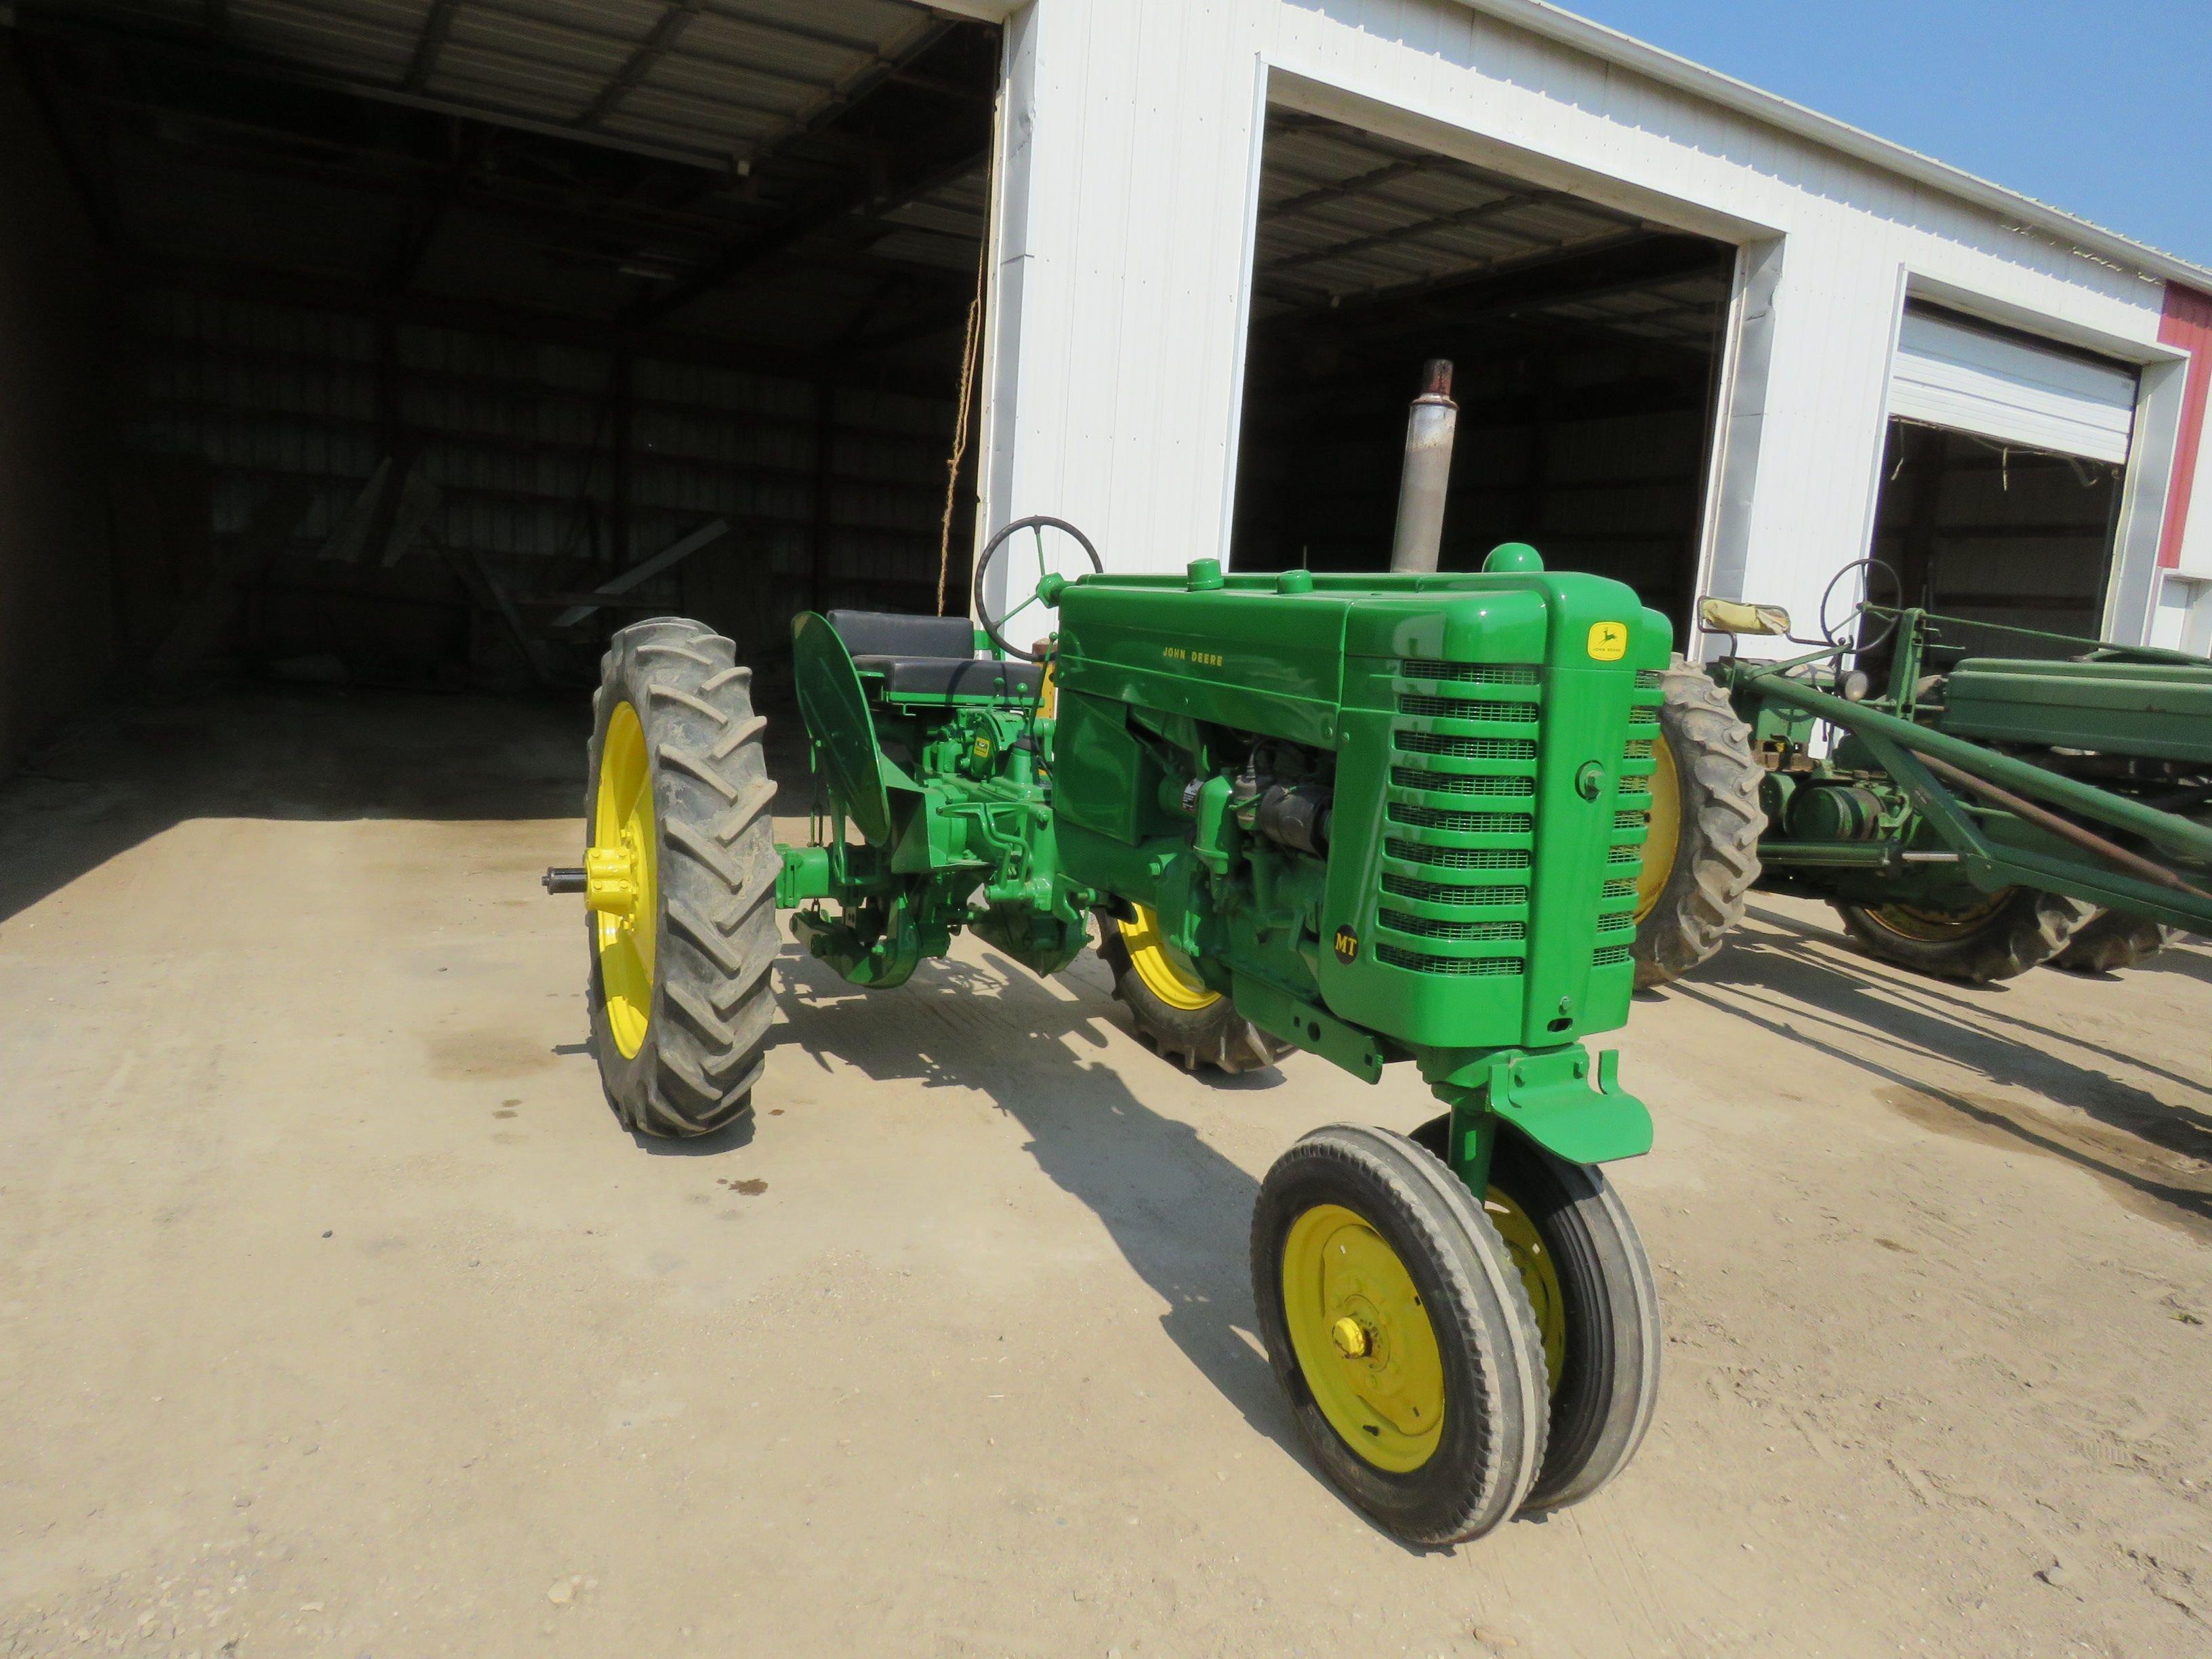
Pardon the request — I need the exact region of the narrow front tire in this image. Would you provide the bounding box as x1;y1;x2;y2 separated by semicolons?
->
1251;1124;1549;1545
1412;1118;1662;1513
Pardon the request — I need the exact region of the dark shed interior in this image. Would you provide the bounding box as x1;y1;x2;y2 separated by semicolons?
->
0;0;999;774
1232;112;1737;638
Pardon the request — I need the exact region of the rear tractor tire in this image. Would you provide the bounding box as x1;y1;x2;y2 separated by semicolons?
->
1835;888;2090;984
584;618;780;1136
1629;656;1764;989
2053;908;2179;975
1097;905;1289;1075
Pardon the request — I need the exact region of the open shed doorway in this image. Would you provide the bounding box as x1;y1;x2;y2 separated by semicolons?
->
1230;112;1737;638
11;0;999;702
1866;306;2139;661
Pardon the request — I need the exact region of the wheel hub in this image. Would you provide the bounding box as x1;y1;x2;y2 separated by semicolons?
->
584;839;641;917
1281;1204;1447;1472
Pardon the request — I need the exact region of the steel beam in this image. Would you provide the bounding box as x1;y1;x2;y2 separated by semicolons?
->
405;0;466;93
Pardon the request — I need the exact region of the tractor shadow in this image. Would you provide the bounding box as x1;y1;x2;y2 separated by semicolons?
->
764;941;1439;1547
1671;906;2212;1233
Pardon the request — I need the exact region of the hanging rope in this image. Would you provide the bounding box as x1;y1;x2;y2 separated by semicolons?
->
935;241;989;617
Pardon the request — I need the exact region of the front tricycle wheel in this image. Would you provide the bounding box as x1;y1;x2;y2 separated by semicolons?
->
1251;1124;1550;1545
1412;1117;1661;1513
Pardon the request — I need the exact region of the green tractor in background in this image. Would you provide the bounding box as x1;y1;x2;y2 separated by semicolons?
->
550;512;1671;1547
1627;566;2212;989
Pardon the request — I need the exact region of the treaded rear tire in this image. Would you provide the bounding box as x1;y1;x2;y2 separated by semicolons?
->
587;618;779;1136
1835;888;2089;983
1252;1124;1549;1546
2053;908;2179;975
1631;656;1763;989
1096;912;1289;1074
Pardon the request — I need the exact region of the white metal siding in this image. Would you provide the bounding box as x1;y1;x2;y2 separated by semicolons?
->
977;0;2184;640
1888;311;2139;464
2178;386;2212;578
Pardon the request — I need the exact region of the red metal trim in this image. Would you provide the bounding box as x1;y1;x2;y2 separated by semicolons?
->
2158;283;2212;569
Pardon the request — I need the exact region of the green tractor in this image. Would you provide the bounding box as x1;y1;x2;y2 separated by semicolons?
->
1628;572;2212;989
548;520;1669;1547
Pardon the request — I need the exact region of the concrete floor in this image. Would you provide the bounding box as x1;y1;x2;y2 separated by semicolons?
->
1;687;2208;1659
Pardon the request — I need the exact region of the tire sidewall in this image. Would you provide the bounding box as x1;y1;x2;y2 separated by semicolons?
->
584;669;668;1126
1409;1117;1661;1513
1631;658;1763;989
1252;1126;1544;1543
1486;1131;1660;1511
1838;888;2088;981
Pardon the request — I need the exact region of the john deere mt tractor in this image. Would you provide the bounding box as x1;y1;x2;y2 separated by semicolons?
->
547;487;1669;1544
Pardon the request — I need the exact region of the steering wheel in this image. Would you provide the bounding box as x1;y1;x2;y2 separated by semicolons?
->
1817;556;1904;657
972;515;1103;662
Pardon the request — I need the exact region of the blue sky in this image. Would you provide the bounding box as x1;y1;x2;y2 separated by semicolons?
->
1571;1;2211;272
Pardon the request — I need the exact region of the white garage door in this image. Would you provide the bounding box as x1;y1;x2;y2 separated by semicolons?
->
1888;308;2139;464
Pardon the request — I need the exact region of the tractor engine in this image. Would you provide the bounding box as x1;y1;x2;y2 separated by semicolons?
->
1049;548;1667;1159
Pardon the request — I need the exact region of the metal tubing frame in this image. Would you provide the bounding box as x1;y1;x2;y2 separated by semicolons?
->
1742;668;2212;930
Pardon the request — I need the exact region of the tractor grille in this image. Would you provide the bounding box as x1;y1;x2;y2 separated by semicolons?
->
1383;871;1531;907
1377;659;1544;980
1385;839;1528;872
1388;803;1538;835
1397;693;1540;722
1398;661;1540;687
1390;766;1534;798
1395;732;1536;762
1377;944;1525;976
1597;670;1667;969
1380;909;1528;942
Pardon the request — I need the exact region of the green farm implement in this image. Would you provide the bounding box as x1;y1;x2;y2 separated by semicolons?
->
547;513;1671;1546
1629;577;2212;987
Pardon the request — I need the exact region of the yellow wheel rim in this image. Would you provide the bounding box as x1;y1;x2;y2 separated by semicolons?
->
1632;730;1681;923
589;701;657;1059
1866;890;2010;942
1281;1204;1446;1473
1119;904;1219;1012
1487;1188;1565;1395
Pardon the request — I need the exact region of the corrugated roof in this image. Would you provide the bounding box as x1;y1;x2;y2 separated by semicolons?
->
64;0;942;170
1254;117;1654;314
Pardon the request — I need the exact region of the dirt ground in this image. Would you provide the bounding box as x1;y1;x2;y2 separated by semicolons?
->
2;687;2208;1659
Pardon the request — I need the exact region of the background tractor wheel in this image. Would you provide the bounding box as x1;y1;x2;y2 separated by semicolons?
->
585;618;779;1136
1629;656;1764;989
1097;905;1289;1074
1835;888;2089;983
1412;1118;1661;1514
1251;1124;1549;1546
2053;908;2179;975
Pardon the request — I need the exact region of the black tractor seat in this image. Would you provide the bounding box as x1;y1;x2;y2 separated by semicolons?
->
825;609;1044;701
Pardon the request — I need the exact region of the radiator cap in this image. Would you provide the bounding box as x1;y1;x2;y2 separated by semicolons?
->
1483;541;1544;573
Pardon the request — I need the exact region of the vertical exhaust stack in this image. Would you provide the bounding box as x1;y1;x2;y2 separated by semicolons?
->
1389;358;1458;575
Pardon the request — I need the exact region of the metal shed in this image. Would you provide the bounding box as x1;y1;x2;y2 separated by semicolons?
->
3;0;2209;780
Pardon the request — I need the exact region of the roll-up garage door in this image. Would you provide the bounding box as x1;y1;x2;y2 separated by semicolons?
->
1887;307;2139;464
